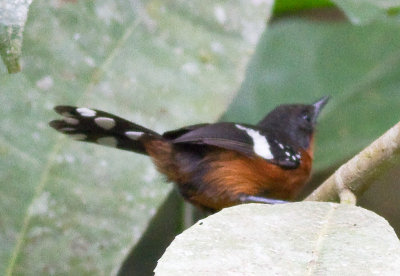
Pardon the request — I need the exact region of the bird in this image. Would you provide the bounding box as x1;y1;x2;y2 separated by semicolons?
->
49;96;329;212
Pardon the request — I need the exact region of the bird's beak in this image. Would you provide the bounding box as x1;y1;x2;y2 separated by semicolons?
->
312;96;330;123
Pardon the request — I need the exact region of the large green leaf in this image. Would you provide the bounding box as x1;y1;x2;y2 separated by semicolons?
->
222;19;400;173
332;0;400;24
0;0;272;274
0;0;33;73
155;202;400;274
273;0;400;25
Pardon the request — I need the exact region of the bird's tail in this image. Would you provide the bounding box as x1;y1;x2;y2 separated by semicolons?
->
49;106;162;155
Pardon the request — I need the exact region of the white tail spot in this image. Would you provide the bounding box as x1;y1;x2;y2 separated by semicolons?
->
235;124;273;159
97;137;118;147
76;107;96;117
95;117;115;130
63;117;79;125
125;131;144;140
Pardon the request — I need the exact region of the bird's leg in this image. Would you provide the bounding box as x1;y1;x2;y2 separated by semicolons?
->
239;194;288;205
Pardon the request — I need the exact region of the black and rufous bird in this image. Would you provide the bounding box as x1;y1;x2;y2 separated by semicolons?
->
50;97;329;212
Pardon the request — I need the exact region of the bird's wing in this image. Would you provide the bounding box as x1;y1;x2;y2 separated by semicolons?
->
172;122;301;169
162;123;210;139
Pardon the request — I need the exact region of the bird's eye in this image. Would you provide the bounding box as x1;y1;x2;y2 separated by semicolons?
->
302;113;311;123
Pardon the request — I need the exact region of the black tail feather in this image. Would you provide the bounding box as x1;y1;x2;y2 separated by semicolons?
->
50;106;160;155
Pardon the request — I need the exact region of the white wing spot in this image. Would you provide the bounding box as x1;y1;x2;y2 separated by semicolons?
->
285;151;291;157
235;124;273;159
69;134;87;140
278;143;284;149
63;117;79;125
97;137;118;147
95;117;115;130
125;131;144;140
76;107;96;117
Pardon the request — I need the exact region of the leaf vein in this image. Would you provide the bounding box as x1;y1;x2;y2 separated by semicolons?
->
306;204;338;275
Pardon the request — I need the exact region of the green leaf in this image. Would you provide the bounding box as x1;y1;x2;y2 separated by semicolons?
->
274;0;400;25
155;202;400;274
273;0;333;15
222;19;400;173
0;0;272;274
332;0;400;24
0;0;33;73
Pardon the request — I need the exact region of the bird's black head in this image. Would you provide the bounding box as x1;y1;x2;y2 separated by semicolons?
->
257;96;329;150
